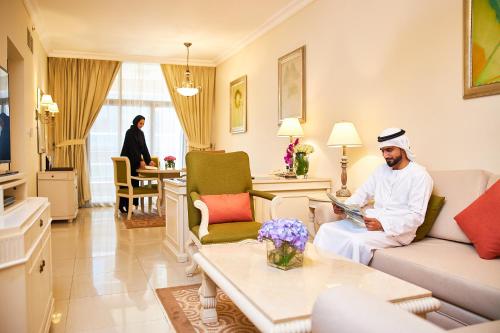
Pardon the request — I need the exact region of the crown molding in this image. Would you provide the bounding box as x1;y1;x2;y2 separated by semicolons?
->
24;0;314;67
23;0;52;52
213;0;315;65
48;50;215;66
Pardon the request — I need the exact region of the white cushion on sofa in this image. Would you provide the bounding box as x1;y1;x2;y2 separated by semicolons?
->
371;238;500;320
427;170;490;243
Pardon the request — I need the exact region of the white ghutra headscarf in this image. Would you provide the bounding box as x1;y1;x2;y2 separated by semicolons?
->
377;128;415;161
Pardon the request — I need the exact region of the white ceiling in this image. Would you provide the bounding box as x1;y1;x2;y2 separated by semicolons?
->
25;0;314;65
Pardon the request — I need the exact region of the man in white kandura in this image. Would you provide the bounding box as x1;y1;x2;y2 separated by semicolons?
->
313;128;433;265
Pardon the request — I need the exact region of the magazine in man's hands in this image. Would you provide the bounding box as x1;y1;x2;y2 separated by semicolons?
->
326;192;366;227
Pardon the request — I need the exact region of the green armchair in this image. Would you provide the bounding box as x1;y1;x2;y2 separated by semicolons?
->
185;151;278;276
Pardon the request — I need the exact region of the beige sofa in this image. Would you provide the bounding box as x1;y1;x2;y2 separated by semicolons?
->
313;170;500;329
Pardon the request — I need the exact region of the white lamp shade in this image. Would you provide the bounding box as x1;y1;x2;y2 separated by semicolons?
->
48;103;59;113
277;118;304;137
327;122;362;147
176;86;199;97
40;94;54;105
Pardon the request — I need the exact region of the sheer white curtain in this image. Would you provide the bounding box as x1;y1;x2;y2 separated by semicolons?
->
88;62;185;204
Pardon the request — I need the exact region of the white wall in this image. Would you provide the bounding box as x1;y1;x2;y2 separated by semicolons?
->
213;0;500;189
1;0;48;195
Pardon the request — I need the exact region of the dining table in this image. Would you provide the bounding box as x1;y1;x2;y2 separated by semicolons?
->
136;167;185;211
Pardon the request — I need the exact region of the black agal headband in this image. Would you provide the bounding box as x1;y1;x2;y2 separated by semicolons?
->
377;129;406;142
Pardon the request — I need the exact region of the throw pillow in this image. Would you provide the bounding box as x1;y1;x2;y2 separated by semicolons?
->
413;194;446;242
200;192;253;224
454;180;500;259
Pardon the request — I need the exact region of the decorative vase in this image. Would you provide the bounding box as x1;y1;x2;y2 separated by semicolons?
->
165;161;175;169
266;240;304;270
295;152;309;178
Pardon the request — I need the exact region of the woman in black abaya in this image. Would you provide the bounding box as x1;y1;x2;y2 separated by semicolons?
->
118;115;155;213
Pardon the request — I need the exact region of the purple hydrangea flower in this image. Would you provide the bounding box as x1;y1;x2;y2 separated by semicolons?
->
258;218;309;252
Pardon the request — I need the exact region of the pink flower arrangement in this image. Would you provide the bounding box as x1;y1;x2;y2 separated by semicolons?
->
284;138;299;169
164;156;176;161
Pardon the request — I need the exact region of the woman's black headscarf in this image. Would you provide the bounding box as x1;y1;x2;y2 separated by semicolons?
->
131;115;145;130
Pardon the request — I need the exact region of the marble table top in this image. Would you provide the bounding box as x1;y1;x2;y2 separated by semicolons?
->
199;242;431;323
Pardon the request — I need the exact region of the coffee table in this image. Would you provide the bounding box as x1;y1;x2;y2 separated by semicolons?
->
193;242;440;333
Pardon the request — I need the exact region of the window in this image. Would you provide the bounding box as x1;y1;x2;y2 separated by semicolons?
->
88;62;185;204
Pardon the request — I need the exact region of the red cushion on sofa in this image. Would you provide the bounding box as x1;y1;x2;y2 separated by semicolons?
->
454;180;500;259
200;193;253;224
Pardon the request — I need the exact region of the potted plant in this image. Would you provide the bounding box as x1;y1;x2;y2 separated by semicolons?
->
294;144;314;178
258;218;309;270
164;155;176;169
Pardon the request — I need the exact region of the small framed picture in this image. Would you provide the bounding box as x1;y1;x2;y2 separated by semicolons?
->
230;75;247;134
278;46;306;124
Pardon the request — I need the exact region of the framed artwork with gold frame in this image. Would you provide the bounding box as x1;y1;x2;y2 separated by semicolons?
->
229;75;247;134
278;46;306;124
463;0;500;99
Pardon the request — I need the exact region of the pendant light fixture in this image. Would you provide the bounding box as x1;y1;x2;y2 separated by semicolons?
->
176;42;200;97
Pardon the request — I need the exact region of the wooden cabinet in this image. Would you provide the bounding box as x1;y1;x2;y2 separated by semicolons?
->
0;189;53;333
37;170;78;222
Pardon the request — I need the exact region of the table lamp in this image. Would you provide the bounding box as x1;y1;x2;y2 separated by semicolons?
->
277;117;304;143
327;122;362;197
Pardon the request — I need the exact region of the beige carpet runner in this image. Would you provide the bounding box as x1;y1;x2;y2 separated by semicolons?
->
156;284;259;332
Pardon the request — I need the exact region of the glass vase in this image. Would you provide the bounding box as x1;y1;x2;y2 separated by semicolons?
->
266;240;304;270
165;161;175;169
295;152;309;178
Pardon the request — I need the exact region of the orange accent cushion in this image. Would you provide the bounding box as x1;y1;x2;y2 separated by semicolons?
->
200;193;253;224
454;180;500;259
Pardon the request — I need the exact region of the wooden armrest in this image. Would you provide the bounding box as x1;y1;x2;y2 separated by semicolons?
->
131;176;157;181
190;191;209;239
248;189;276;201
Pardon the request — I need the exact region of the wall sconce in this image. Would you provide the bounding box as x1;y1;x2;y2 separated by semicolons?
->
38;94;59;124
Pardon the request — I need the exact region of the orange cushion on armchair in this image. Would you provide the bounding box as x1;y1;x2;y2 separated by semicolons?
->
200;192;253;224
454;181;500;259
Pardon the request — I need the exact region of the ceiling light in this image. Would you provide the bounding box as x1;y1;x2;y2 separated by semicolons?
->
176;42;200;97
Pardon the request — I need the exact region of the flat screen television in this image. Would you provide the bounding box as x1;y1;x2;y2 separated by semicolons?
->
0;66;11;163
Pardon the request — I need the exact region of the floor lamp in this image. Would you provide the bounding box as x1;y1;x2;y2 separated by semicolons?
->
327;122;362;197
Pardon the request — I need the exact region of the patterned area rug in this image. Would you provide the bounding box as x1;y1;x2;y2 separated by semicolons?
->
119;209;165;229
156;284;258;332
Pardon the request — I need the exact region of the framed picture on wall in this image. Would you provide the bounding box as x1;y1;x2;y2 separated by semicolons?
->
278;46;306;124
230;75;247;134
463;0;500;99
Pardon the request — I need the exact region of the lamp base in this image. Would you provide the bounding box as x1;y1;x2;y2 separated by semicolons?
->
335;188;351;197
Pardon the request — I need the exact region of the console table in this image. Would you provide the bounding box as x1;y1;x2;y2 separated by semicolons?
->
162;177;332;262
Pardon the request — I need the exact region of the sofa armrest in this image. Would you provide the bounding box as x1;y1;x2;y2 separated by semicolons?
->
312;286;443;333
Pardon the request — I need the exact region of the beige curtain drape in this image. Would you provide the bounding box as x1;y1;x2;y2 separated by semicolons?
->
48;57;121;206
160;64;216;151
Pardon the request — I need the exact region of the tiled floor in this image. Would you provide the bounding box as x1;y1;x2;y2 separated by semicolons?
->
49;207;201;333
